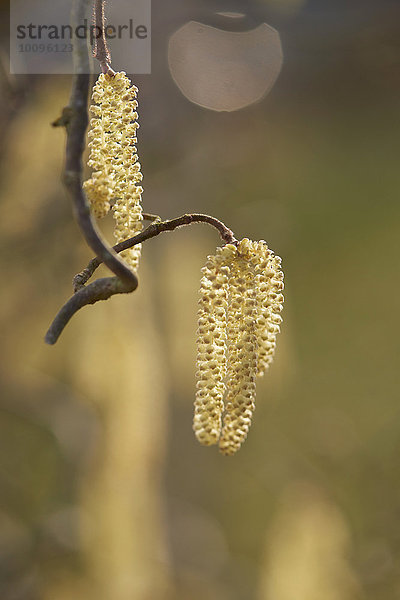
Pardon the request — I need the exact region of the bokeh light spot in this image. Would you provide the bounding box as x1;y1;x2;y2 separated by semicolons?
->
168;20;283;112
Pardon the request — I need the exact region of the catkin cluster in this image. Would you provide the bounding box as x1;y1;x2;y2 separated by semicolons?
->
83;72;143;272
194;239;284;456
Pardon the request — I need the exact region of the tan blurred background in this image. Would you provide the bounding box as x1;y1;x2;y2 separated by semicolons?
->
1;0;400;598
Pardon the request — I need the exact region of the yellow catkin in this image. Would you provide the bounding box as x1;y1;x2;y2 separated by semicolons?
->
247;240;284;376
193;238;284;455
218;249;258;455
83;72;143;272
193;248;232;445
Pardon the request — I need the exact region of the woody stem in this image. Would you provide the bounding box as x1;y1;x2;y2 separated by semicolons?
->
92;0;115;75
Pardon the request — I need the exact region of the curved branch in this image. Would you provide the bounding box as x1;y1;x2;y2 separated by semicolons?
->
64;72;136;288
45;212;236;344
45;276;132;345
45;1;237;346
73;213;237;290
46;1;137;345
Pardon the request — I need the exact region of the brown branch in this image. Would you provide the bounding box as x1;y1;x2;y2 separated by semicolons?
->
142;212;162;222
63;74;136;287
45;277;130;345
45;1;238;345
92;0;115;75
46;212;236;344
73;213;236;290
45;0;137;345
64;2;136;286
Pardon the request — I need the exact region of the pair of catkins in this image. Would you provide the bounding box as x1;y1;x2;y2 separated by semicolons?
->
85;72;284;456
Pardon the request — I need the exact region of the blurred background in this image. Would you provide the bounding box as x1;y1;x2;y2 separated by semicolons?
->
1;0;400;598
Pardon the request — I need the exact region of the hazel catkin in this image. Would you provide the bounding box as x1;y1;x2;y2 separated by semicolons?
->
83;72;143;272
193;239;284;455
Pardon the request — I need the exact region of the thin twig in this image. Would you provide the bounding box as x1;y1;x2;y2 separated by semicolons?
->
65;1;136;286
63;73;137;287
45;0;137;345
46;0;238;345
92;0;115;75
142;212;162;222
73;213;236;289
45;277;130;345
46;212;237;344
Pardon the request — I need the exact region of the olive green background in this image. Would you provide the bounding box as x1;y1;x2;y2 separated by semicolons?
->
0;1;399;598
